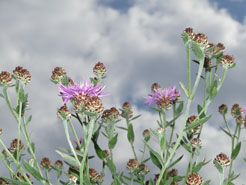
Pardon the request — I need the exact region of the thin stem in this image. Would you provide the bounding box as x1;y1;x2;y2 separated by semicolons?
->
80;116;96;185
186;44;191;96
183;147;194;184
16;101;22;166
45;170;51;185
130;173;134;185
219;168;224;185
229;124;238;175
126;117;138;161
140;144;146;163
169;104;176;146
68;119;81;149
223;114;232;136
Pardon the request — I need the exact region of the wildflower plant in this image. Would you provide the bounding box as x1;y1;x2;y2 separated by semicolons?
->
0;28;244;185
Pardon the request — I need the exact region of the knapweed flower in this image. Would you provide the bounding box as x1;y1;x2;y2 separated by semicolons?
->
40;157;52;170
243;106;246;114
218;104;228;115
214;152;230;167
13;66;31;84
93;62;107;78
182;27;196;40
9;139;24;153
145;85;180;109
206;43;225;57
51;67;67;84
89;168;103;183
220;55;235;68
191;138;202;148
126;159;139;172
186;173;203;185
121;101;134;118
0;71;12;86
186;115;200;133
55;160;63;169
231;104;243;118
57;105;71;120
193;33;209;48
102;107;119;122
58;80;108;105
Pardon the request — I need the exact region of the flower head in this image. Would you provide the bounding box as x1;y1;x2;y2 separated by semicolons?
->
13;66;31;84
93;62;107;78
186;173;203;185
214;152;230;168
231;104;243;118
243;107;246;114
145;85;180;109
40;157;52;170
51;67;67;84
102;107;119;121
0;71;12;86
89;168;103;183
58;80;108;105
220;55;235;68
126;159;139;172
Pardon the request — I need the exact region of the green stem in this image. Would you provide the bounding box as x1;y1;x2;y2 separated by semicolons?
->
126;117;138;161
186;44;191;96
169;104;176;146
223;114;232;136
80;116;96;185
16;101;22;166
229;124;238;175
219;168;224;185
68;119;81;149
183;147;194;184
45;170;51;185
140;144;146;163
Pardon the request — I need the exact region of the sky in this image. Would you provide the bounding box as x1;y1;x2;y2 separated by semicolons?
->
0;0;246;184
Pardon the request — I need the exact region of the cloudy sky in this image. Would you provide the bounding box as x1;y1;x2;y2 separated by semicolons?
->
0;0;246;184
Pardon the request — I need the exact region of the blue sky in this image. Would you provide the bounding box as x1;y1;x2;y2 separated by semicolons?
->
0;0;246;184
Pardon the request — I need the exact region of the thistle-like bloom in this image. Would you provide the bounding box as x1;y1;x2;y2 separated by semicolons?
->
9;139;24;153
138;164;150;175
51;67;67;83
126;159;139;172
145;85;180;109
186;115;200;133
182;27;196;40
0;71;12;86
186;173;203;185
220;55;235;68
89;168;103;183
13;66;31;84
193;33;209;48
102;107;119;121
122;101;134;117
57;105;71;120
58;80;108;105
214;152;230;167
16;172;31;182
93;62;107;78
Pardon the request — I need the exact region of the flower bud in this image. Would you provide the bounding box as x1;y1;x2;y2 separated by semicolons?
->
86;96;104;113
186;173;203;185
122;101;133;118
40;157;52;170
182;27;196;40
231;104;243;118
28;158;35;167
142;129;150;138
214;152;230;168
186;115;200;133
236;115;245;125
89;168;103;183
218;104;228;115
93;62;107;78
191;138;202;148
157;127;163;134
0;71;12;86
55;160;63;169
151;83;161;92
69;175;78;184
57;105;71;120
126;159;139;172
9;139;24;153
51;67;67;84
220;55;235;68
16;172;31;182
193;33;209;48
13;66;31;84
102;107;119;121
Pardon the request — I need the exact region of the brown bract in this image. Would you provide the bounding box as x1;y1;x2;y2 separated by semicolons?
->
51;67;66;83
13;66;31;84
93;62;107;78
0;71;12;85
40;157;52;169
214;152;230;167
186;173;203;185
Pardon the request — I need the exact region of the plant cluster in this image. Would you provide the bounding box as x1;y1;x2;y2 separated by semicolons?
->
0;28;245;185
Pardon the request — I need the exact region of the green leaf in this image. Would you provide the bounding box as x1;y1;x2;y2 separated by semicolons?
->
167;155;184;169
108;133;118;150
127;123;135;143
93;142;106;160
231;142;241;160
228;63;236;69
175;101;184;115
219;126;232;137
0;177;29;185
130;114;141;121
144;141;163;165
202;180;211;185
26;115;32;126
149;151;162;169
61;75;69;86
23;159;45;181
192;41;204;60
210;86;217;100
116;126;128;131
107;159;116;174
179;81;188;97
90;77;98;86
27;142;35;155
184;114;212;131
164;177;173;185
160;136;166;151
192;159;211;173
56;150;80;166
214;160;223;174
197;104;206;119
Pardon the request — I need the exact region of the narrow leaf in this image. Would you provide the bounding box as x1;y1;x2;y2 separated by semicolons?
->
23;159;45;181
175;101;184;115
130;114;141;121
179;81;188;97
56;150;79;166
197;104;206;119
108;133;118;149
214;160;223;174
184;115;212;131
1;177;29;185
144;141;163;165
149;151;162;169
231;142;241;160
116;126;128;131
93;142;106;160
127;123;135;143
167;155;184;169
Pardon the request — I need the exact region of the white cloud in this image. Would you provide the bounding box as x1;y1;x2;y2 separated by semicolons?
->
0;0;246;184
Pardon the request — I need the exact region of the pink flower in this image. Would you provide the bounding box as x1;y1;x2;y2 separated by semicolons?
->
58;80;109;105
243;107;246;114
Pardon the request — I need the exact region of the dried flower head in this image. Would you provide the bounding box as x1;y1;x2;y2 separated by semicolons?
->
13;66;31;84
57;105;71;120
93;62;107;78
9;139;24;153
86;96;104;113
102;107;119;121
186;115;200;133
138;164;150;175
126;159;139;172
182;27;196;40
218;104;228;115
220;55;235;68
0;71;12;86
0;177;10;185
204;56;212;69
214;152;230;167
145;85;180;109
214;43;225;55
51;67;67;83
231;104;243;118
186;173;203;185
193;33;209;48
122;101;134;117
89;168;103;183
151;83;161;92
191;138;202;148
55;160;63;169
40;157;52;170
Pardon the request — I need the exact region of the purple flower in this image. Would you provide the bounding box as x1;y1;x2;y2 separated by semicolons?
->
73;137;83;145
243;107;246;114
58;80;109;105
145;85;180;106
